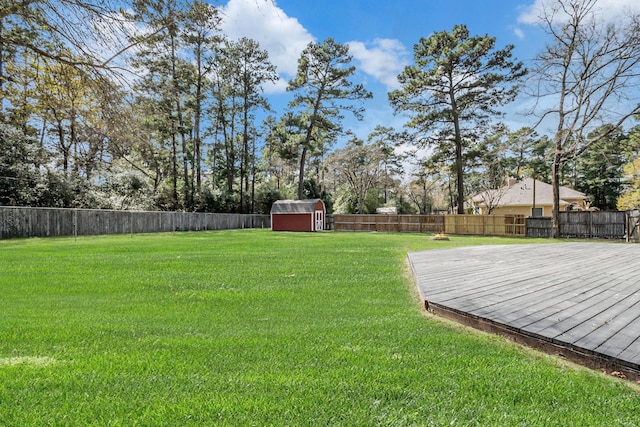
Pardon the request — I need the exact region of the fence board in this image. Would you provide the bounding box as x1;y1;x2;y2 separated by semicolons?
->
526;217;552;238
629;211;639;242
0;207;270;239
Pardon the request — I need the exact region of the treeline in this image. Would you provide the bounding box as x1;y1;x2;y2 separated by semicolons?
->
1;0;639;217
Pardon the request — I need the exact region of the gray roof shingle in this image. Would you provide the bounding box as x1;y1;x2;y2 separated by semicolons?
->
271;199;322;214
472;178;586;207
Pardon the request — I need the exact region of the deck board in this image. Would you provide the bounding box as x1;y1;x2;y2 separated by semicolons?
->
408;242;640;378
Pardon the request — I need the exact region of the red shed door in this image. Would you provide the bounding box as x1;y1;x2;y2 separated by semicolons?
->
315;210;324;231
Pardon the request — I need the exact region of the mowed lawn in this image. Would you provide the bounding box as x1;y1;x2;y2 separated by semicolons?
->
0;230;638;426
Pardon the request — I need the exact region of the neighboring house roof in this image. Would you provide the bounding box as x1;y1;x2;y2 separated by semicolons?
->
472;178;586;207
270;199;323;214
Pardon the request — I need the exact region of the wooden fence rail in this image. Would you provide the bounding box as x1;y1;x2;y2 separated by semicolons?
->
0;206;270;239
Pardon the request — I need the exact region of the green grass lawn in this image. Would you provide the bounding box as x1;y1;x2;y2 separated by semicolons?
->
0;230;638;426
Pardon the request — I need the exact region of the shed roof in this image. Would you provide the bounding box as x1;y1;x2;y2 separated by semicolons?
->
271;199;323;214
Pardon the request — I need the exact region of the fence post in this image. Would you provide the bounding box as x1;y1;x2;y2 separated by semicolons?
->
72;209;77;240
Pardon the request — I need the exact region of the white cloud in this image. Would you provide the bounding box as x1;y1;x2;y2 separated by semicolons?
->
219;0;314;93
513;27;525;40
219;2;411;94
518;0;640;25
347;38;410;91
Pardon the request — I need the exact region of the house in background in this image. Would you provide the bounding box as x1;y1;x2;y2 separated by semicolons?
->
471;178;587;217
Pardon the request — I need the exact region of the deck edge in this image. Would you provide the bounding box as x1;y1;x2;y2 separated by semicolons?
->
426;300;640;382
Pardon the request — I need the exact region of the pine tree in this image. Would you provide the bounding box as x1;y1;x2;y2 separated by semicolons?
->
389;24;525;214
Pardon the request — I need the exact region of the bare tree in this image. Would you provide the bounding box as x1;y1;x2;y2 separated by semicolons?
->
528;0;640;237
407;176;438;214
326;134;388;214
0;0;137;71
473;184;510;215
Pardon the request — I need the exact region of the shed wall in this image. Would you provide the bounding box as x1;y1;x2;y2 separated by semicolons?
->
271;213;312;231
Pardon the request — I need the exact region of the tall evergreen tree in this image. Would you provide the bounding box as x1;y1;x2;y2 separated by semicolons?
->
389;24;525;214
223;38;277;213
131;0;194;210
182;0;221;203
286;38;372;200
574;125;627;210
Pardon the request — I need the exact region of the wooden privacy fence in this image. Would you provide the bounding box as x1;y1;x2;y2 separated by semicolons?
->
525;217;552;238
561;211;626;239
333;214;525;236
526;211;638;241
333;214;444;233
444;214;525;236
0;206;270;239
335;212;637;240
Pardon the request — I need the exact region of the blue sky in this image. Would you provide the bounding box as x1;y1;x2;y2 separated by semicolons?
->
217;0;640;142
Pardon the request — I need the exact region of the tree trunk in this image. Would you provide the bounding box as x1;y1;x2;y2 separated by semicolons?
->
167;31;190;210
455;138;464;214
218;105;235;195
171;132;178;209
251;133;256;214
0;18;4;115
450;82;464;214
194;76;202;200
240;102;248;213
297;145;307;200
193;42;204;201
551;152;562;238
58;124;69;173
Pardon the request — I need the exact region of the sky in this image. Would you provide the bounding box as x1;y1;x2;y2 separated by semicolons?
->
216;0;640;144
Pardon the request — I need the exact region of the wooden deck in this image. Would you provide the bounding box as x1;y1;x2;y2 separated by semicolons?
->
408;242;640;380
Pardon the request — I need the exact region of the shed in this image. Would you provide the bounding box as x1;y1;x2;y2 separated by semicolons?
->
270;199;325;232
